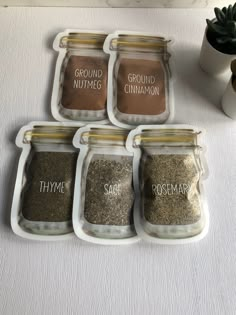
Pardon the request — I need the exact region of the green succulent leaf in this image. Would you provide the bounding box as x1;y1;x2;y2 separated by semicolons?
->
207;19;228;35
222;6;227;14
226;5;233;20
233;3;236;20
215;7;225;24
217;37;232;44
208;4;236;54
233;3;236;15
226;21;236;33
217;38;236;46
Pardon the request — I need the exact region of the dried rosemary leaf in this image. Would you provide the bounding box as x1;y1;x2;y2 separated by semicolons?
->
143;154;201;225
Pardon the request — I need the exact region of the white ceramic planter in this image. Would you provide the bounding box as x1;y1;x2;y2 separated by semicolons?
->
199;30;236;76
221;77;236;120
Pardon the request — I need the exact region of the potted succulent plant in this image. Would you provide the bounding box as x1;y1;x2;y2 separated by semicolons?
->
199;4;236;76
222;59;236;120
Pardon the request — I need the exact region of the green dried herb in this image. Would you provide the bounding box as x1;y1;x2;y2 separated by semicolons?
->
84;155;134;226
22;151;77;222
143;154;201;225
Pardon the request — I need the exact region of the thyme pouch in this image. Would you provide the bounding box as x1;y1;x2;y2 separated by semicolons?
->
51;30;109;123
126;125;209;244
104;31;173;129
11;122;81;240
73;125;138;245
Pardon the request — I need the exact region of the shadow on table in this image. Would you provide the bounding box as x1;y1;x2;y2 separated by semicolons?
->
174;44;228;112
43;30;62;119
2;125;24;230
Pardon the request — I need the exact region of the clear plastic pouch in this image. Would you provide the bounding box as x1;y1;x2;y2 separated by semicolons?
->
51;30;109;123
73;125;139;245
126;125;209;244
11;122;82;241
104;31;174;129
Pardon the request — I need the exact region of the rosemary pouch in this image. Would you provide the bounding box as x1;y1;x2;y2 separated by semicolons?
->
104;31;174;129
11;122;81;241
126;125;208;244
51;30;109;123
73;125;138;245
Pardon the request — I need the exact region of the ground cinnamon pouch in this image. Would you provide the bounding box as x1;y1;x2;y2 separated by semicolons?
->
104;32;173;128
51;30;108;122
10;123;81;240
126;126;209;244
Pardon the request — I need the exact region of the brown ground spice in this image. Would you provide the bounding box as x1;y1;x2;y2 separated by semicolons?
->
61;55;108;111
117;58;166;115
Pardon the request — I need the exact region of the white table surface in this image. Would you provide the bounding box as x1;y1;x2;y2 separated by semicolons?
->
0;7;236;315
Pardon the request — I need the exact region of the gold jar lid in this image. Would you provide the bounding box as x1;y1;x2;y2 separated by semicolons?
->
134;129;201;147
110;34;171;52
60;33;107;49
24;126;79;144
81;128;129;146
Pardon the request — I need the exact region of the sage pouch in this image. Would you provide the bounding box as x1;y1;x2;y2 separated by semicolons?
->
72;125;139;245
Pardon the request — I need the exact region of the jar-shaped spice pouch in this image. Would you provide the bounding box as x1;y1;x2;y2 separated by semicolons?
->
11;122;81;240
104;31;173;129
51;30;109;123
73;125;138;245
127;125;209;244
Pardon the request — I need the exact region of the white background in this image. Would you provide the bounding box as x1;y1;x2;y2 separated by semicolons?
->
0;7;236;315
0;0;234;8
